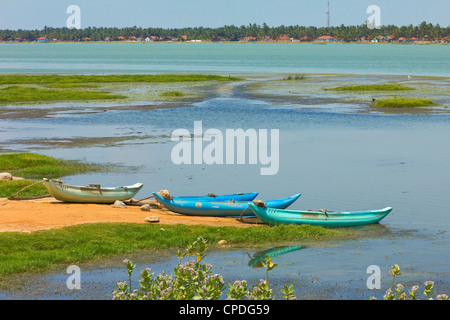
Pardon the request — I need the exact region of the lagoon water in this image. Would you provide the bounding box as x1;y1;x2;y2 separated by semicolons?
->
0;43;449;300
0;42;449;76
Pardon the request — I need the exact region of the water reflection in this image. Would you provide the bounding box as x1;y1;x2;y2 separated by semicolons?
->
247;245;305;268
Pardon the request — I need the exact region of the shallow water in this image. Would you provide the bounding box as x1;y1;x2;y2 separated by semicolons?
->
1;75;449;299
0;41;449;299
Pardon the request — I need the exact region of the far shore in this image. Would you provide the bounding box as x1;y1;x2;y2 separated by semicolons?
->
1;40;448;45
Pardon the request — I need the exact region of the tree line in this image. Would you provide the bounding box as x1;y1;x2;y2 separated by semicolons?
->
1;21;448;42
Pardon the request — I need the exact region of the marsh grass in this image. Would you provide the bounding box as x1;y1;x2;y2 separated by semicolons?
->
0;74;240;85
0;153;103;179
285;74;305;81
0;222;348;280
0;85;125;104
159;90;185;97
372;97;436;108
328;84;413;91
0;153;106;198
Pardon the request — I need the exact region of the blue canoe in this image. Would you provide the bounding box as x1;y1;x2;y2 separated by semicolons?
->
171;192;258;202
153;192;301;217
248;203;393;228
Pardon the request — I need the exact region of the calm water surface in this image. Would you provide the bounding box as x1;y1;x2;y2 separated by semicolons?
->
0;42;449;76
0;43;449;300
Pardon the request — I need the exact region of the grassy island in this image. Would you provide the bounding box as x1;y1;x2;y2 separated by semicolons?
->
371;97;436;108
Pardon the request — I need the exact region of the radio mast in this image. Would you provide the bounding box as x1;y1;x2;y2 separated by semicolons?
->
326;1;330;27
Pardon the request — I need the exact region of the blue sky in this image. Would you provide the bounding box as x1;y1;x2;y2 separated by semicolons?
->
0;0;448;29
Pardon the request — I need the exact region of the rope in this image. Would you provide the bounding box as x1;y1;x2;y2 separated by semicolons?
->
7;180;51;200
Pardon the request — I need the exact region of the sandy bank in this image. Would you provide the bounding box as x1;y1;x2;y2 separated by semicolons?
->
0;197;255;233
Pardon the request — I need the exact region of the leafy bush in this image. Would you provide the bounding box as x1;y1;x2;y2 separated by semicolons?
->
112;237;296;300
371;264;448;300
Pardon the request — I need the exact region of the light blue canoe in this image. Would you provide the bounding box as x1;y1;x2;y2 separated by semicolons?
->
171;192;258;202
153;192;301;217
43;178;143;204
248;203;392;228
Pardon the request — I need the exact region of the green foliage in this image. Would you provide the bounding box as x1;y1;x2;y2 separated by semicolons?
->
0;222;350;279
372;97;435;108
0;179;48;198
1;21;448;42
0;74;240;85
0;153;103;179
0;85;125;104
285;74;305;81
112;237;293;300
371;265;448;300
159;90;185;97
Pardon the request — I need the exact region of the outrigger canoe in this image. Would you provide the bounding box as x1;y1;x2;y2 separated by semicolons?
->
248;203;393;228
153;192;301;217
172;192;258;202
42;178;143;204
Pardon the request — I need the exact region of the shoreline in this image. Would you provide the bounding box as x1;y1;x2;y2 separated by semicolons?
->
0;197;256;233
2;40;448;45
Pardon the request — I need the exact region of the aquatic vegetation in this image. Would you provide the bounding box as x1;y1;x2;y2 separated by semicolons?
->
112;237;292;300
0;74;240;85
284;74;305;81
371;265;448;300
371;97;435;108
159;90;185;97
328;84;413;91
0;85;125;104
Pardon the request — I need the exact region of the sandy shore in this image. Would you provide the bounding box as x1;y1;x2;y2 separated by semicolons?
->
0;197;256;233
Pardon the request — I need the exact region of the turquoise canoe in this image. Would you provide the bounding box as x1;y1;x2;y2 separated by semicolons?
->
153;192;301;217
248;203;393;228
172;192;258;202
43;178;143;204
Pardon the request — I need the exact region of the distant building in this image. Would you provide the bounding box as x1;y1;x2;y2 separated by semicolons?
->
37;37;49;42
316;35;335;42
242;36;257;42
279;34;290;41
300;36;311;42
117;36;125;41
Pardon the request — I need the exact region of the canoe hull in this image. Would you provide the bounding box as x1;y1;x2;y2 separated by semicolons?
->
43;178;143;204
154;192;301;217
172;192;258;202
248;203;392;228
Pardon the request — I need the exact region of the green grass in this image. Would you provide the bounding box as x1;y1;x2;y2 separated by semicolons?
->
0;153;106;198
0;74;240;104
159;90;185;97
328;84;414;91
0;222;349;279
0;85;125;103
0;153;103;179
0;74;241;85
372;97;436;108
0;179;49;198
